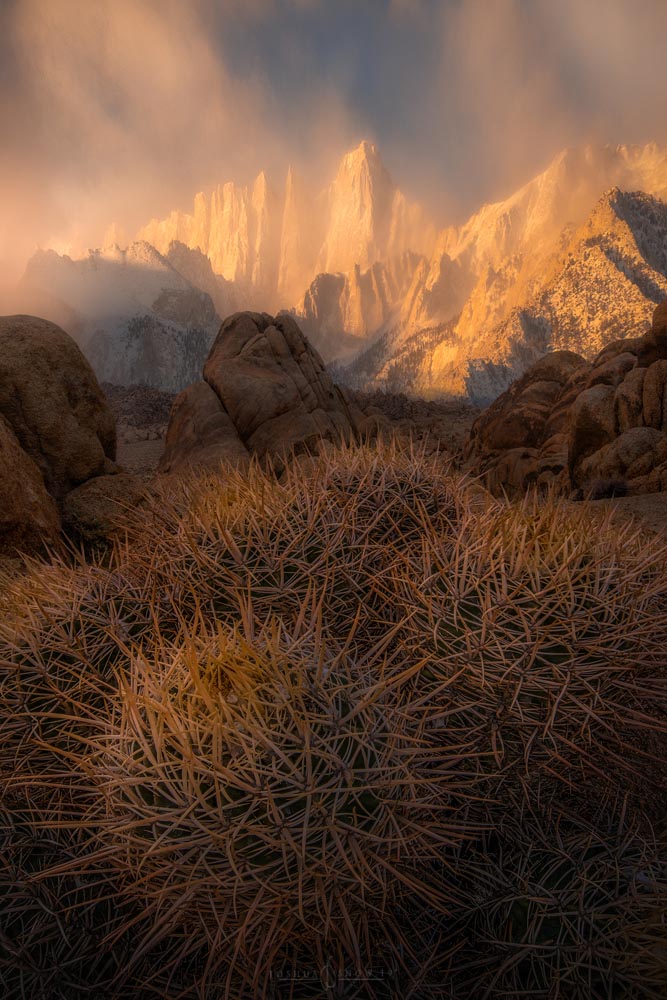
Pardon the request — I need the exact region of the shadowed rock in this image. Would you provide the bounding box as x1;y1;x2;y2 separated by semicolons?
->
160;381;249;474
62;473;153;546
0;315;116;499
465;301;667;497
0;413;60;554
464;351;588;492
567;383;617;482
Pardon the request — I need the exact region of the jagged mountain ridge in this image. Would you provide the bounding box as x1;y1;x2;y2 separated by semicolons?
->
137;141;433;315
340;143;667;400
19;139;667;399
404;142;667;337
23;242;200;327
357;186;667;404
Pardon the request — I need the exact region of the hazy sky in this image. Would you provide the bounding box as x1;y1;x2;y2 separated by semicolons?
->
2;0;667;281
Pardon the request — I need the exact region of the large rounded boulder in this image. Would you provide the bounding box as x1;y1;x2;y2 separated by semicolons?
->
0;316;116;499
0;413;60;555
160;312;355;474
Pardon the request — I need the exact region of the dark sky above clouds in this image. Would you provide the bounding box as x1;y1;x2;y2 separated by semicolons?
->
2;0;667;280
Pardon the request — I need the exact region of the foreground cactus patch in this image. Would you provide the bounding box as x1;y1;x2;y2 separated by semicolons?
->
1;442;666;998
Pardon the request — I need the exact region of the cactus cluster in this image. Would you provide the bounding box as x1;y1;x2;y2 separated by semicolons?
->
446;808;667;999
1;440;666;997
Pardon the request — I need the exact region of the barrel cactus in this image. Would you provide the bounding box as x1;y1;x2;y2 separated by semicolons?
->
0;440;665;998
91;620;483;995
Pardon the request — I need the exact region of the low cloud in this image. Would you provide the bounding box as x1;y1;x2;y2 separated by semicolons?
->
2;0;667;287
0;0;358;283
420;0;667;212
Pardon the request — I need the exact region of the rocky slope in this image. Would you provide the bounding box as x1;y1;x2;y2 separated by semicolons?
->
345;165;667;401
407;142;667;338
102;383;175;476
350;144;667;402
462;188;667;402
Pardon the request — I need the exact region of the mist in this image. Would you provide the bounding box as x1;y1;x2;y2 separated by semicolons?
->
2;0;667;290
0;0;361;288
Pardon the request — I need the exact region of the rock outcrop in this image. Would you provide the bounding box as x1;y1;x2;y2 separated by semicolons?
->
160;312;356;474
140;173;283;300
0;315;135;554
295;252;422;362
165;241;239;319
465;301;667;497
0;315;117;499
464;351;589;494
277;166;322;305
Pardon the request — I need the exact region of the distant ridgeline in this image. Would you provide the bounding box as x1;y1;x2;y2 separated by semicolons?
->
16;140;667;401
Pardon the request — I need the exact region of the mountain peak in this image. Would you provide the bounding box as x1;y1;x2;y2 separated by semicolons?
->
356;139;378;157
319;141;397;274
585;185;667;236
341;140;384;171
600;184;624;204
253;169;270;192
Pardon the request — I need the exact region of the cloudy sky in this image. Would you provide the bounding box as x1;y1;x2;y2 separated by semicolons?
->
2;0;667;281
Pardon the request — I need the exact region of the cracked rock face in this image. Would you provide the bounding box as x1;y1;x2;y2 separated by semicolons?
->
159;312;355;474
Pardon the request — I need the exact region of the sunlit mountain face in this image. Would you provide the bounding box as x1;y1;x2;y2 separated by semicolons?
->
4;0;667;401
135;140;434;313
14;138;667;401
